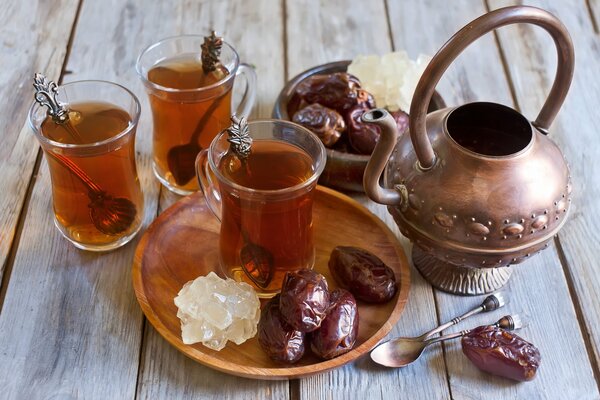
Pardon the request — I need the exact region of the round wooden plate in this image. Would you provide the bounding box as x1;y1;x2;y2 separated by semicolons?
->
132;185;410;379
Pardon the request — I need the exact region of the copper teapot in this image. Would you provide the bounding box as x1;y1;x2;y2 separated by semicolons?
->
363;6;574;295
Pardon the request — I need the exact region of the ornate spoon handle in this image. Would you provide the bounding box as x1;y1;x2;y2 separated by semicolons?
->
33;73;83;142
424;313;526;346
422;292;508;340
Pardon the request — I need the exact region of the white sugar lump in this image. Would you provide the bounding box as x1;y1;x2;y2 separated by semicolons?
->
348;51;432;112
174;272;260;350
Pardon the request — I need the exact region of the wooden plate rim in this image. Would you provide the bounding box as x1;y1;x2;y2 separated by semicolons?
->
132;185;410;379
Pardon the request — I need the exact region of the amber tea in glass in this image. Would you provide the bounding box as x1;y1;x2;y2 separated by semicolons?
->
197;120;326;297
137;35;256;195
29;81;144;251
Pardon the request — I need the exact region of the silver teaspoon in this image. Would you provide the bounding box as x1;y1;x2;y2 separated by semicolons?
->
422;291;508;341
371;313;528;368
369;292;507;364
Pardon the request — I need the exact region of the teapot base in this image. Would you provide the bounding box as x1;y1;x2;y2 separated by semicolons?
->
412;247;512;295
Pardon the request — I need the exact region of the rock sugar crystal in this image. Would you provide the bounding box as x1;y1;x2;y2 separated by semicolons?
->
348;51;431;112
174;272;261;350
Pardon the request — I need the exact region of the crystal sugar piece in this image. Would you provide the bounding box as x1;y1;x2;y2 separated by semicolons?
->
348;51;432;112
200;299;232;330
174;272;261;350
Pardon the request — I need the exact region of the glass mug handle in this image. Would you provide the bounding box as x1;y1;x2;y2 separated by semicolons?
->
233;63;257;117
195;150;222;221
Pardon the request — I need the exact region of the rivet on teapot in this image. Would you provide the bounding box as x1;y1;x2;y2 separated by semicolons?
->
362;5;574;295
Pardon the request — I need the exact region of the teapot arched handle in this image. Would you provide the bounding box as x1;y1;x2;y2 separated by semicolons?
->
410;5;574;169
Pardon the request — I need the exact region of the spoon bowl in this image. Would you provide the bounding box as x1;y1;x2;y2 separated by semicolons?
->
167;142;202;186
49;152;138;236
240;240;274;289
89;193;138;235
166;94;226;187
370;338;426;368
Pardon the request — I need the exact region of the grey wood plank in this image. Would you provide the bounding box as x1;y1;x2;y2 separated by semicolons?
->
387;0;513;108
437;248;598;399
286;1;450;398
137;0;289;398
139;318;287;400
490;0;600;386
0;0;162;397
589;0;600;30
0;0;79;287
0;166;150;399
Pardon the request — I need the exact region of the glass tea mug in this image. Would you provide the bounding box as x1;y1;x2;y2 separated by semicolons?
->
29;78;144;251
136;35;257;195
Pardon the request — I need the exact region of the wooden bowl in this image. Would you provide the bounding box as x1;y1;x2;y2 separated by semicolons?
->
132;186;410;379
272;60;446;192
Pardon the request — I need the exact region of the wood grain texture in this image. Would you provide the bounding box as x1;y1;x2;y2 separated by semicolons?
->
0;0;598;398
0;0;79;287
490;0;600;384
0;166;154;398
589;0;600;31
286;0;390;77
436;247;599;399
387;0;514;108
0;0;162;397
133;187;410;379
286;0;450;398
0;163;147;399
137;0;289;397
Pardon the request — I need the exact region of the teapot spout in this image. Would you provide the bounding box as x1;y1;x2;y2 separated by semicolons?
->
362;109;405;206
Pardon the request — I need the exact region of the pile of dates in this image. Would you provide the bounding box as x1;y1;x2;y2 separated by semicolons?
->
289;72;409;155
258;246;397;363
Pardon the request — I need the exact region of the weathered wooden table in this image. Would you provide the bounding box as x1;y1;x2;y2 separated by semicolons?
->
1;0;599;398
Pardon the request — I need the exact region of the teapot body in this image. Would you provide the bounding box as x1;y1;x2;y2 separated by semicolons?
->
384;104;571;270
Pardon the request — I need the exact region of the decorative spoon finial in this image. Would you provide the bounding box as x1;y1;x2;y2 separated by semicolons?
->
33;73;69;123
226;115;252;159
201;30;223;73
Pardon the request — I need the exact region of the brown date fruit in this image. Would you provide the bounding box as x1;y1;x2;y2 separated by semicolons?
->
258;295;305;364
310;289;359;359
462;325;541;382
292;104;346;147
391;109;409;134
346;105;381;154
294;73;368;112
356;89;376;109
286;93;308;117
328;246;397;303
280;269;330;332
346;107;409;155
